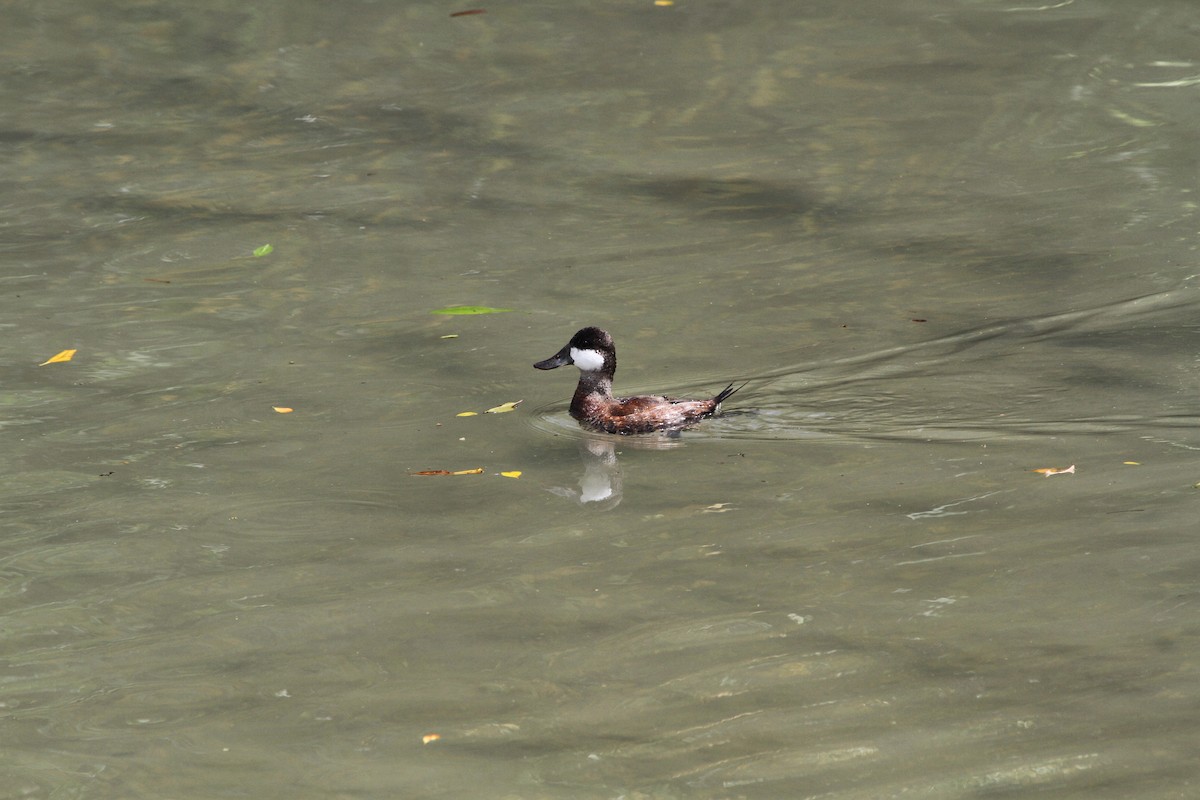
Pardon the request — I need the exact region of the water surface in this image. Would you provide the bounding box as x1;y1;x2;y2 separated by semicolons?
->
2;1;1198;797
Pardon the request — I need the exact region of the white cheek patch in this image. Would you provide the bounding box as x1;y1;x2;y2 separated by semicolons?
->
570;347;606;372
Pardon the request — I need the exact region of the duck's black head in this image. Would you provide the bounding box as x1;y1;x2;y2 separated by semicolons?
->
533;327;617;375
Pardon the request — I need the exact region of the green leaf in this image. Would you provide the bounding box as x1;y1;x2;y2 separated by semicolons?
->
431;305;513;315
253;244;274;257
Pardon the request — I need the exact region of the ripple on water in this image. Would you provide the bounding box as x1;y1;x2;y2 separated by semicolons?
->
662;283;1200;445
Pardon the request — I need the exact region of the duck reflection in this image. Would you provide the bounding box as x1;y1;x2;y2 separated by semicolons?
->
546;432;686;510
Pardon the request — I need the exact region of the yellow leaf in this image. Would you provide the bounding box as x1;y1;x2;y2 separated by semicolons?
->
422;733;441;744
451;468;484;475
500;471;522;479
1033;464;1075;477
456;411;478;417
273;406;294;414
440;334;459;339
39;349;77;365
1123;461;1140;465
485;400;523;414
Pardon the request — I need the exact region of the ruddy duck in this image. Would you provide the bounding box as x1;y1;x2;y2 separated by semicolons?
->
533;327;744;435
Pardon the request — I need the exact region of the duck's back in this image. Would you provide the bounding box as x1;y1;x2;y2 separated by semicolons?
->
573;393;720;435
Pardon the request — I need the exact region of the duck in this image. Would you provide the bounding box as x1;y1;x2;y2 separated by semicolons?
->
533;327;744;434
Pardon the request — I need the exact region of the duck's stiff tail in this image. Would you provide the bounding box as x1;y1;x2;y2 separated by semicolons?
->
714;381;748;406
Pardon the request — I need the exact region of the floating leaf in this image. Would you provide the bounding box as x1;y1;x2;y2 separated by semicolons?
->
500;471;522;479
39;349;77;366
422;733;442;744
1033;464;1075;477
485;400;523;414
253;244;274;257
1123;461;1140;465
431;305;513;315
450;8;486;16
440;334;459;339
411;468;484;476
273;406;294;414
456;411;478;417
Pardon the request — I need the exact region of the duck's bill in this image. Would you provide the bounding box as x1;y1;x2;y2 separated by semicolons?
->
533;345;572;370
